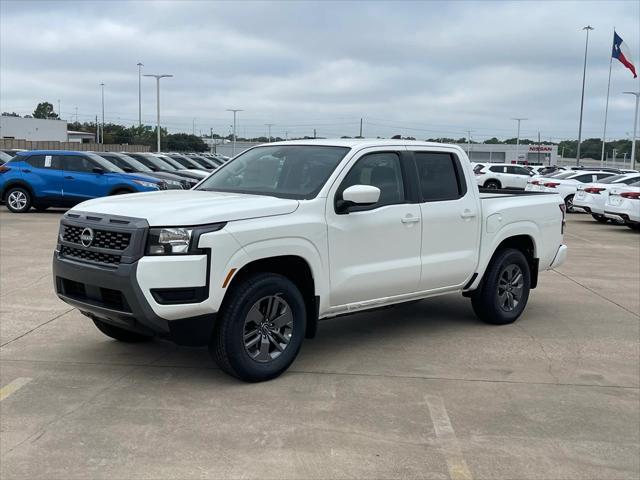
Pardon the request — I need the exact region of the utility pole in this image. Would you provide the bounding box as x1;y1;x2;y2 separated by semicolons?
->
74;106;78;123
192;118;196;135
537;131;541;164
285;131;289;140
512;118;527;163
622;92;639;171
577;25;595;165
466;129;472;156
95;115;99;144
226;109;243;156
100;83;105;144
313;128;316;139
265;123;274;142
144;74;173;152
137;62;143;126
57;99;61;119
359;118;363;138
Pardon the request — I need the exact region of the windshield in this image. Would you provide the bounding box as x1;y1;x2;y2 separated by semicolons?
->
85;153;125;173
0;151;11;162
551;172;577;179
99;153;153;173
134;154;179;171
598;174;626;184
156;155;184;170
196;145;350;199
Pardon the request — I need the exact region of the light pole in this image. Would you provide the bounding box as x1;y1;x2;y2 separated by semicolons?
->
137;62;143;127
226;109;243;156
576;25;594;165
623;91;639;171
144;74;173;152
512;118;527;163
100;83;105;145
57;99;61;119
265;123;275;142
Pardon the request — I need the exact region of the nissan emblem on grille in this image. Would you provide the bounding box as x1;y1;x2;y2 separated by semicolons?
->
80;228;94;247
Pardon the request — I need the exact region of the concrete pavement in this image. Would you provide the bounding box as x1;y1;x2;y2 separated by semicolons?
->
1;209;638;479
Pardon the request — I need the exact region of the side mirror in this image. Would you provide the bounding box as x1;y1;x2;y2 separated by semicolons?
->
93;167;105;174
336;184;380;213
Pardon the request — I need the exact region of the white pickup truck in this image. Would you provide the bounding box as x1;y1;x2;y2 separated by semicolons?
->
53;140;567;382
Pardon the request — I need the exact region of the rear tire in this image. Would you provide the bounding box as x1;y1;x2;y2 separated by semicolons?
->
627;223;640;231
5;187;32;213
210;273;306;382
591;213;608;223
92;318;153;343
471;248;531;325
485;180;501;190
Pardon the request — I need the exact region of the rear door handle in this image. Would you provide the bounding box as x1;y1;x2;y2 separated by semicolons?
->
64;176;74;180
460;210;477;219
401;216;420;224
22;169;31;173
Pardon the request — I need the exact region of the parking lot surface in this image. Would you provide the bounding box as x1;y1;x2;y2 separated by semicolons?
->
1;209;638;479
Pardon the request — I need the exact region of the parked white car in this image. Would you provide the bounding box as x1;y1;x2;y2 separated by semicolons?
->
604;181;640;230
527;170;617;211
573;173;640;222
475;163;533;189
52;140;567;382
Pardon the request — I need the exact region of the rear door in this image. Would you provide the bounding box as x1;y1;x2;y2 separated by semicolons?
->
19;154;64;202
59;154;109;204
411;149;481;290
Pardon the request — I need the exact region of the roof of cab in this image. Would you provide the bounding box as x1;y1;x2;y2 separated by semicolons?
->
258;138;464;150
15;150;93;156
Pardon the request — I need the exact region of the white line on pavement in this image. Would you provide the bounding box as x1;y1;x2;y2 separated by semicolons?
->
0;377;33;401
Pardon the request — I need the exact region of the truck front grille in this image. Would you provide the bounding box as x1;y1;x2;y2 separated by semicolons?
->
60;245;121;265
63;225;131;250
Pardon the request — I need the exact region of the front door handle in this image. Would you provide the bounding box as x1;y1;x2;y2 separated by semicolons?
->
401;216;420;224
22;169;31;173
460;210;477;219
64;176;74;180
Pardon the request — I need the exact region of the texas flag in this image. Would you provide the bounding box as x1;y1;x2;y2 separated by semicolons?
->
612;31;637;78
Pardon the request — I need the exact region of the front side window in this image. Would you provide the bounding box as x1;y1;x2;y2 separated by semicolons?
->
338;152;405;207
414;152;464;202
24;155;46;168
197;145;349;199
60;155;96;173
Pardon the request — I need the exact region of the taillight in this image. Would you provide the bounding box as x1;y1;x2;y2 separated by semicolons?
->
0;165;10;174
559;204;566;233
545;182;560;188
530;180;539;185
620;191;640;199
584;187;605;194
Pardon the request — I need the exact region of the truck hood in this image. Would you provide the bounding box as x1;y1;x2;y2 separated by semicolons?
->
71;190;299;226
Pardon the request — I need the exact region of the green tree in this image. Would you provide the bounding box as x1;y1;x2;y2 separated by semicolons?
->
32;102;58;119
483;137;502;144
165;133;207;152
1;112;20;117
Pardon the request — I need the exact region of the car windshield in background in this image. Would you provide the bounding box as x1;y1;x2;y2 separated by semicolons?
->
100;154;153;173
85;153;125;173
0;151;12;162
196;145;350;199
598;174;628;184
552;172;579;179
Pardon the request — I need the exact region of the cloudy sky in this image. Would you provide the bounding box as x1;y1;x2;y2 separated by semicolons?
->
1;0;639;142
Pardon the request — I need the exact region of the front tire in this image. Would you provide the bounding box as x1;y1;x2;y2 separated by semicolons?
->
210;273;306;382
92;318;153;343
5;187;32;213
565;194;576;213
471;248;531;325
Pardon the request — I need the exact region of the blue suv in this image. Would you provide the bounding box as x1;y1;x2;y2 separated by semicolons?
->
0;150;164;213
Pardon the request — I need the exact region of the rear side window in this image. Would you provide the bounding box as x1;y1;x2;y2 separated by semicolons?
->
621;176;640;185
573;174;594;183
23;155;62;169
489;166;505;173
414;152;466;202
508;166;530;175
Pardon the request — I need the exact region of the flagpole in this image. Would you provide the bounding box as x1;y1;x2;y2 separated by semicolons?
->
601;28;615;167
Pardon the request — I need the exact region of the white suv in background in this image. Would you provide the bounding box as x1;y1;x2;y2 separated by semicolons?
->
474;163;533;189
528;170;617;211
574;173;640;222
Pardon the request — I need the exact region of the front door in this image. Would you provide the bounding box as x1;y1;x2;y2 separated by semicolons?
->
326;150;422;307
59;154;108;204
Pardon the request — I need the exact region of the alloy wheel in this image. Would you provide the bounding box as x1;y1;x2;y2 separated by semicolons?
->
243;295;294;363
497;264;524;312
7;191;27;211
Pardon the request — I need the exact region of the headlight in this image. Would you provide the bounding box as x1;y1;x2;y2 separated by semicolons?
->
145;223;226;255
166;180;182;187
133;180;160;189
147;228;192;255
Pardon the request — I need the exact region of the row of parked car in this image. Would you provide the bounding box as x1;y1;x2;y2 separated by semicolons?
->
0;149;229;213
472;162;639;230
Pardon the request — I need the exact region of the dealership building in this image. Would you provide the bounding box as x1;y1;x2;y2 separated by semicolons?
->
458;143;558;165
0;116;95;143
